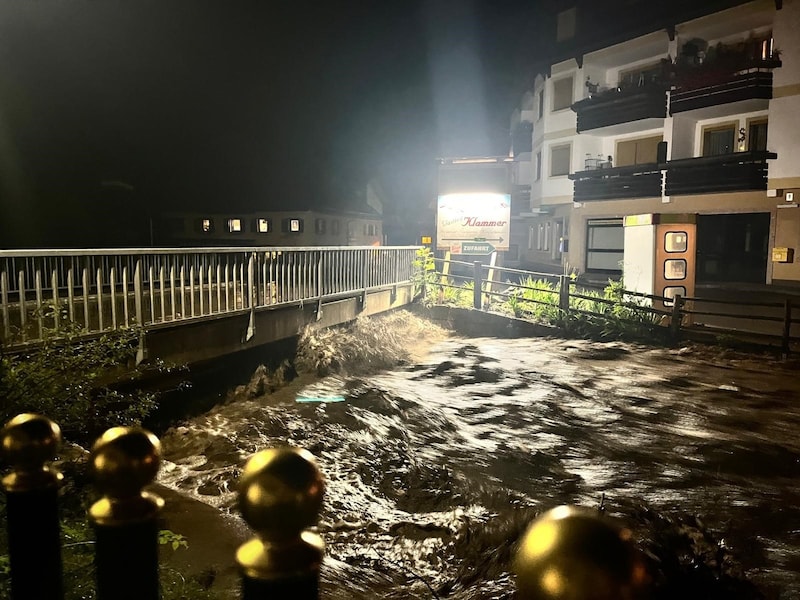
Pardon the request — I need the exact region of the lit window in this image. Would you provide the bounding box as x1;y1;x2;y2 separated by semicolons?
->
227;218;243;233
664;232;688;253
201;218;213;233
281;218;304;233
663;286;687;306
256;218;271;233
664;259;687;280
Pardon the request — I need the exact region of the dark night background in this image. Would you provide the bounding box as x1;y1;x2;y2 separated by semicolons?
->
0;0;550;247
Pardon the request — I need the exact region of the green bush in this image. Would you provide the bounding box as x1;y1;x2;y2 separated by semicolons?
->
0;304;176;442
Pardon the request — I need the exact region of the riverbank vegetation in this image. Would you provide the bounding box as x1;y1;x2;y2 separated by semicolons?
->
413;248;666;344
0;313;222;599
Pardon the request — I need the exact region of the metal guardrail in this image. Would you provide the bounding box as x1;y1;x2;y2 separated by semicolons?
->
431;257;800;354
0;413;651;600
0;247;418;348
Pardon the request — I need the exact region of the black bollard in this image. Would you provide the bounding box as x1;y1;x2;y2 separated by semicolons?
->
514;505;651;599
237;447;325;600
88;426;163;600
1;414;64;600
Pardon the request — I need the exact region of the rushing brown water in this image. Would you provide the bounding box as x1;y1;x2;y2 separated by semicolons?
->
157;310;800;599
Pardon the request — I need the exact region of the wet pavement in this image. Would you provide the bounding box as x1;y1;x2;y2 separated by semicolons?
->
156;311;800;599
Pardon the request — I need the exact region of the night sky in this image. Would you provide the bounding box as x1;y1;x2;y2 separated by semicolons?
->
0;1;547;247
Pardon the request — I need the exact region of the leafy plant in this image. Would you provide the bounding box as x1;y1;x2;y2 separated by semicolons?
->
0;302;177;442
412;247;438;304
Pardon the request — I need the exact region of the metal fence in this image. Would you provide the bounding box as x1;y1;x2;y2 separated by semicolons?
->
0;413;650;600
0;246;418;348
430;256;800;354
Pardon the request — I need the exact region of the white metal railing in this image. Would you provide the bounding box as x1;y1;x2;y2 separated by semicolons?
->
0;246;419;347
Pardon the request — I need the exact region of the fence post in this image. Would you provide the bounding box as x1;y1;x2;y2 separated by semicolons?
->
670;295;683;342
473;261;482;309
558;275;570;315
237;447;325;600
89;427;163;600
782;298;792;358
514;505;650;598
133;258;144;326
0;414;64;600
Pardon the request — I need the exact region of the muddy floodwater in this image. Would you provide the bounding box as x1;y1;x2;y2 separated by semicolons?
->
157;311;800;599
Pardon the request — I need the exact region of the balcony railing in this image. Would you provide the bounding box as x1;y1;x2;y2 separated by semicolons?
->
669;61;779;115
571;84;668;133
662;150;776;197
569;163;663;202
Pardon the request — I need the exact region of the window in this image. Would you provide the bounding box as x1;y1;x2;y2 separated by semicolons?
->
528;226;536;250
616;135;663;167
282;218;304;233
550;144;571;177
227;218;243;233
664;259;687;280
552;77;573;111
618;62;662;89
162;218;184;234
664;231;688;253
255;218;271;233
749;119;768;152
586;218;624;273
662;286;687;306
331;220;340;235
537;90;544;120
198;218;214;234
556;8;576;42
315;218;326;234
702;124;736;157
535;151;542;181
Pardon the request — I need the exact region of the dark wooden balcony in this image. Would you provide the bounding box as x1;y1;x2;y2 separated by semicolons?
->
569;163;663;202
670;62;779;115
662;151;776;196
571;85;667;133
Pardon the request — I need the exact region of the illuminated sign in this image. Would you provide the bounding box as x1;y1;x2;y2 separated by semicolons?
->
436;192;510;253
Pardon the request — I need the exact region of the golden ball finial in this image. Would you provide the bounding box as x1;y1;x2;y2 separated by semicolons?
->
514;505;650;600
1;413;62;469
238;447;324;541
90;427;161;498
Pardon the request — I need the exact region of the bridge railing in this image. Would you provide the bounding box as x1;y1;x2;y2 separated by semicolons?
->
0;246;418;348
0;413;651;599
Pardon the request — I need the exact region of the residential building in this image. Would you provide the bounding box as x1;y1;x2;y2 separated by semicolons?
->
511;0;799;287
157;207;383;247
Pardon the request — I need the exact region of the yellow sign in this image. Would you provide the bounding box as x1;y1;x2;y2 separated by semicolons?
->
421;236;432;245
772;247;794;263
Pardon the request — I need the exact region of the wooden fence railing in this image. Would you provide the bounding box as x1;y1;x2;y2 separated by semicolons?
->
1;413;651;599
429;256;800;355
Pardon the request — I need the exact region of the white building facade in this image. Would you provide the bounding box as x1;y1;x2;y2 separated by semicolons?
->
512;0;800;286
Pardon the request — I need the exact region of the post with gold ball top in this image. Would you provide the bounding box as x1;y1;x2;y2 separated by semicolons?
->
0;413;64;600
88;426;164;600
236;447;325;600
513;505;651;600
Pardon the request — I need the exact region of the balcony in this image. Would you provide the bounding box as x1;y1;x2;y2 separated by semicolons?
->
571;84;667;135
669;37;780;116
662;151;776;197
569;163;663;202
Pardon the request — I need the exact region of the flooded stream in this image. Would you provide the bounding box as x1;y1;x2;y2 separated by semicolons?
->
157;310;800;599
